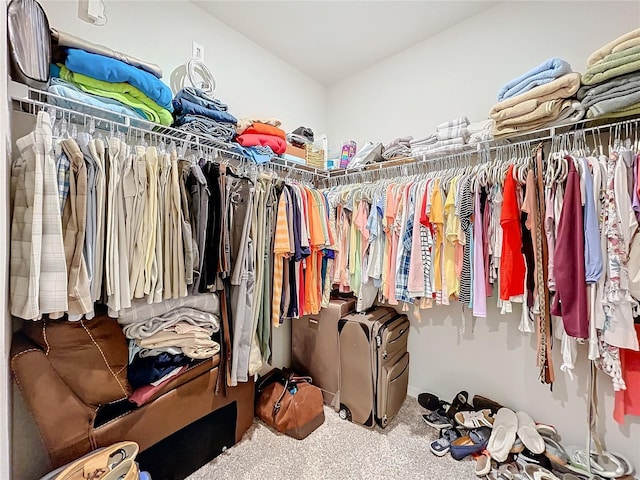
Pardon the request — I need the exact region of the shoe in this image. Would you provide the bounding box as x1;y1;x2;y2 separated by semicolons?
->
475;454;492;476
417;392;441;411
101;460;139;480
472;395;504;415
487;408;518;463
43;442;139;480
511;437;525;454
450;426;492;461
517;447;553;471
446;390;474;420
496;462;524;479
516;411;545;454
522;464;560;480
422;408;453;430
455;409;495;429
429;427;462;456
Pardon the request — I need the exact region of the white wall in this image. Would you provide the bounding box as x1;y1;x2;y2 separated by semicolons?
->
326;0;640;468
38;0;327;135
327;1;640;146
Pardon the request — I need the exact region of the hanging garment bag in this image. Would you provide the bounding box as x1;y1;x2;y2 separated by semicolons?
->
291;297;356;411
338;306;410;428
7;0;51;88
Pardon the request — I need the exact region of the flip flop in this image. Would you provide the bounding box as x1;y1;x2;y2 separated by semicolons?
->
516;411;545;454
455;409;495;428
487;408;518;462
565;448;625;478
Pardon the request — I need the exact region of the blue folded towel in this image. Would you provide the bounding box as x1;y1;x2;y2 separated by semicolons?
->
65;48;173;111
497;58;573;101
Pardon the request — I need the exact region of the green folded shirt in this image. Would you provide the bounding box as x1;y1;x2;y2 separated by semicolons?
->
58;65;173;126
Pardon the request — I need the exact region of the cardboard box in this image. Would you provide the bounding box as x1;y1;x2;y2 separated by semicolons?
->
286;144;306;159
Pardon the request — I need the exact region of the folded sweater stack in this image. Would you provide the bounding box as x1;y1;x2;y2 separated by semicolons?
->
50;47;173;126
579;29;640;120
172;87;238;142
490;58;582;136
236;121;287;155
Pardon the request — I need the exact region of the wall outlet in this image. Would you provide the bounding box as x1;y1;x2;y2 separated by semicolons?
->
192;41;205;61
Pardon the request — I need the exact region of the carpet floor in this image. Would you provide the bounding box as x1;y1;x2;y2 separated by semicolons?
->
187;397;476;480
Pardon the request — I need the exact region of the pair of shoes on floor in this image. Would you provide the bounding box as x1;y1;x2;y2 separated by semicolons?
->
420;390;475;429
540;434;634;479
428;425;493;460
484;461;563;479
487;408;547;463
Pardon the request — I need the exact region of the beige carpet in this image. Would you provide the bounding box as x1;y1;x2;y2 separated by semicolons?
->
187;397;476;480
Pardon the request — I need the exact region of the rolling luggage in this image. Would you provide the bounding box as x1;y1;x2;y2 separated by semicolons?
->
338;306;410;428
291;298;356;410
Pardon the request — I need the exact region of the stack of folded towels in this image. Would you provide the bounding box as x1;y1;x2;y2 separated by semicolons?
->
172;87;238;142
50;39;173;126
235;119;287;155
490;58;583;136
118;295;221;389
467;119;494;146
579;28;640;120
382;136;413;159
410;117;470;157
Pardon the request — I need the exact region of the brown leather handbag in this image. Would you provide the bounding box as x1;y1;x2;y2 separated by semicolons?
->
255;368;325;440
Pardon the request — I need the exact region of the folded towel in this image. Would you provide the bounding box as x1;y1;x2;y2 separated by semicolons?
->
496;98;564;129
242;123;286;140
437;116;469;130
123;307;220;339
412;142;465;157
586;89;640;119
172;97;237;124
437;126;469;141
409;135;437;146
382;143;411;159
467;119;494;134
384;136;413;148
582;45;640;86
490;73;581;118
174;115;237;142
65;48;173;110
236;133;286;154
57;65;173;125
497;58;572;101
52;28;163;79
593;102;640;120
117;294;220;323
468;130;494;146
588;28;640;67
578;71;640;100
236;117;282;134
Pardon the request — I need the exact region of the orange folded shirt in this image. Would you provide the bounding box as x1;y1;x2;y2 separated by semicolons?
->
243;123;286;140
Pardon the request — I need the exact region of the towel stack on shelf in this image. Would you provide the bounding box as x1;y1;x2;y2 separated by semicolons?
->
490;58;583;136
172;87;238;142
382;136;413;159
50;46;174;126
579;29;640;120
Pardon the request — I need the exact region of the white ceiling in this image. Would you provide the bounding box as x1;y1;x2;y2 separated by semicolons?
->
193;1;499;85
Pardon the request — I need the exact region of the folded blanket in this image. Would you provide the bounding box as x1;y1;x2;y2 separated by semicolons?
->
496;98;564;129
122;307;220;340
236;117;282;134
490;73;581;118
412;142;465;157
578;71;640;100
52;29;163;79
384;136;413;148
468;130;494;146
437;125;469;141
243;123;286;140
582;45;640;86
137;329;217;349
588;28;640;67
546;100;586;126
48;78;146;121
174;87;228;112
382;143;411;159
467;119;494;133
586;89;640;119
57;65;173;126
437;116;469;130
172;97;237;124
594;102;640;120
497;58;572;101
65;48;173;110
117;293;220;323
236;133;286;154
175;114;236;142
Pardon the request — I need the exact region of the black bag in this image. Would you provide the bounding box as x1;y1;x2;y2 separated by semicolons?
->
7;0;51;88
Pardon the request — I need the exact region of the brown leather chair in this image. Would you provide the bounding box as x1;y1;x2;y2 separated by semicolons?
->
11;330;255;470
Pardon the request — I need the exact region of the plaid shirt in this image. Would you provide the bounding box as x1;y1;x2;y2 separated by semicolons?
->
56;150;70;214
395;190;415;304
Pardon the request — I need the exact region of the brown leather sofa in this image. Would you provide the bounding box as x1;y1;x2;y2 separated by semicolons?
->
11;328;255;470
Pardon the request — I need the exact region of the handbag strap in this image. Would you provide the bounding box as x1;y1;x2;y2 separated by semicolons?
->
272;378;290;419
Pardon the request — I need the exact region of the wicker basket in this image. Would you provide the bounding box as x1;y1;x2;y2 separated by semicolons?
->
305;144;325;169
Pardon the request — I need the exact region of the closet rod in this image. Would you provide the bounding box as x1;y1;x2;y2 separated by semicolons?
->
324;115;640;186
12;89;329;180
